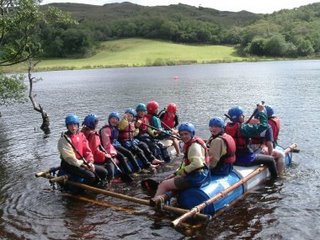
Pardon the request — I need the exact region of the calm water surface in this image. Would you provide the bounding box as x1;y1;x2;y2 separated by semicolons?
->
0;60;319;239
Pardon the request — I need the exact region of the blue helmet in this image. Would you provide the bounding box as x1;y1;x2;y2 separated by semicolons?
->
209;117;225;129
228;106;244;122
136;103;147;112
82;114;98;129
108;112;120;121
65;114;80;126
178;122;195;137
265;105;274;117
125;108;136;117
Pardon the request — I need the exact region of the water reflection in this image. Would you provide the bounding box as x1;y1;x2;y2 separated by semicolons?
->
0;60;320;238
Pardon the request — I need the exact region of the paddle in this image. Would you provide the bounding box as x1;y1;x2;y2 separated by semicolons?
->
171;165;267;227
141;122;181;140
141;178;159;195
99;145;134;183
245;101;265;124
63;134;102;182
160;120;174;131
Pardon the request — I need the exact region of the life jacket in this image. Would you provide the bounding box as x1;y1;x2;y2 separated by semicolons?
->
65;131;93;161
99;125;118;157
136;116;149;134
160;111;176;129
207;133;236;164
118;121;136;141
81;128;107;163
268;117;280;142
225;122;249;152
183;136;209;167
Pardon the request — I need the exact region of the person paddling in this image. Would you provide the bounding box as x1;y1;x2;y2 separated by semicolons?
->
249;105;285;174
118;108;163;171
135;102;171;162
225;104;278;178
144;100;172;162
81;113;137;183
159;102;182;156
150;122;210;206
58;114;108;186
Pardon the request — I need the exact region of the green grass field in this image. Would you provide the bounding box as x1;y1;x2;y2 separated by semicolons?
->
5;38;252;72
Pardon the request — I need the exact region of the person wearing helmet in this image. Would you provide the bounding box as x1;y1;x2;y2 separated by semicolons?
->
159;103;181;156
81;113;138;182
249;105;284;174
225;104;278;178
118;108;163;171
135;103;150;135
145;100;174;161
265;105;281;145
58;113;108;186
207;117;236;176
135;102;171;163
150;122;210;206
146;100;173;140
100;112;141;174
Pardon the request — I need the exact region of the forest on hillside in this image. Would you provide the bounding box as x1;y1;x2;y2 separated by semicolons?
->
40;2;320;58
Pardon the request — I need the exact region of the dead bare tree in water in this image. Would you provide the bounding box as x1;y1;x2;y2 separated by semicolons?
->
28;59;50;134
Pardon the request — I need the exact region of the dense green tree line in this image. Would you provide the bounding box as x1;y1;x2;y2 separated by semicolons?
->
41;2;320;58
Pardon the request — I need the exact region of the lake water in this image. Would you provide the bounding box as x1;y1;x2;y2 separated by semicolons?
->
0;60;319;239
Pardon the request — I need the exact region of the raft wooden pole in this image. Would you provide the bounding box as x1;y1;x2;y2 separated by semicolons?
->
42;174;209;221
171;165;267;227
62;193;135;213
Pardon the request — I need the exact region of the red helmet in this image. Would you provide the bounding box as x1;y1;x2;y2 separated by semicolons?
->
147;100;159;114
167;103;177;114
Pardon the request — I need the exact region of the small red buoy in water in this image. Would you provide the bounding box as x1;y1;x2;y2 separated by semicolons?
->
173;76;179;80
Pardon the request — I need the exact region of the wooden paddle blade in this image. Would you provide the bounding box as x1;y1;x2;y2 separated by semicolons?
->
141;178;159;195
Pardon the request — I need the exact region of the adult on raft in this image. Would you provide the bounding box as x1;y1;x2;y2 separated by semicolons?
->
150;122;210;206
225;104;278;178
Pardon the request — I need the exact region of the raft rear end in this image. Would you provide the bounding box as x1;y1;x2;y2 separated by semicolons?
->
178;171;244;214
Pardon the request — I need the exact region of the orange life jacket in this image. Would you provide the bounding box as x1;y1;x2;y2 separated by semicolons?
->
207;133;236;164
225;122;249;152
183;136;209;166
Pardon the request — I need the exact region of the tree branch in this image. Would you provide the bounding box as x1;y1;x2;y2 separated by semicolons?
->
28;57;50;134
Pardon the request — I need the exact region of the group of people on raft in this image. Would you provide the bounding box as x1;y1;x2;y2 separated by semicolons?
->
57;100;283;204
58;101;180;186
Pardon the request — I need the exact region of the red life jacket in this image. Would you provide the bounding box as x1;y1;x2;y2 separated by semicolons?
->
268;117;280;142
136;116;149;134
160;112;176;129
81;128;107;164
225;122;248;152
67;131;94;162
119;122;135;141
207;133;236;164
146;113;153;124
183;136;209;166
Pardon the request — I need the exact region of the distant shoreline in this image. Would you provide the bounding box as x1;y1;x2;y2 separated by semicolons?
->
2;38;311;73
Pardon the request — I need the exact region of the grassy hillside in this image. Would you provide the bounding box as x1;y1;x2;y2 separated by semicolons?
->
46;2;260;27
27;38;250;72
